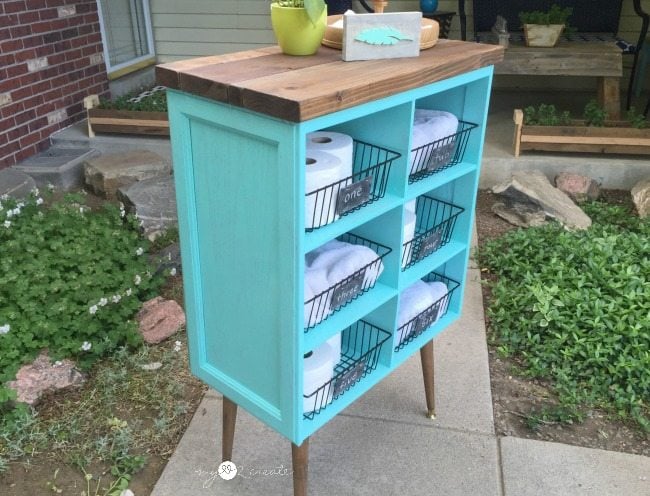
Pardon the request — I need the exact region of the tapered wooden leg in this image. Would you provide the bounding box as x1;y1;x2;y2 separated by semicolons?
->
222;396;237;462
420;340;436;419
292;439;309;496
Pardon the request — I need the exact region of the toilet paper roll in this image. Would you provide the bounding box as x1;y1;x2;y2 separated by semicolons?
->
327;332;342;366
303;342;336;414
402;209;417;268
409;109;459;174
306;131;354;182
405;199;417;213
305;151;344;229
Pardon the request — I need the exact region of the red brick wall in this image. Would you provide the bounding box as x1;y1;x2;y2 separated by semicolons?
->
0;0;109;169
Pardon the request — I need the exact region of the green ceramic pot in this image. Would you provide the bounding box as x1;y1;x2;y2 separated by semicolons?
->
271;4;327;56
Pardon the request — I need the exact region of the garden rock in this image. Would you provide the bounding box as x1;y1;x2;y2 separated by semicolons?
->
117;175;177;241
631;177;650;218
7;352;85;405
492;170;592;230
137;296;185;344
0;168;36;199
554;172;600;203
84;149;171;199
152;242;181;276
491;201;547;228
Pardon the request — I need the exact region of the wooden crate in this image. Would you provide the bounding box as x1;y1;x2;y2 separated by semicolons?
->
513;109;650;157
83;95;169;137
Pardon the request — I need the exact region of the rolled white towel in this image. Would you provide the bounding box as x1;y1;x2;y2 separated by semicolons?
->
304;267;331;328
402;209;417;268
326;244;384;289
305;239;351;268
428;281;450;318
395;280;436;348
409;110;459;174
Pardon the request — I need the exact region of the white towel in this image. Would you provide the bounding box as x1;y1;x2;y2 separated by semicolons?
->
326;244;383;289
395;280;436;348
410;110;459;174
304;267;331;328
428;281;449;317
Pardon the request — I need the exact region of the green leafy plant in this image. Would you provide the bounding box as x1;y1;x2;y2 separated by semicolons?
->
519;4;572;25
523;104;572;126
274;0;326;25
626;107;649;129
98;88;167;112
583;99;608;126
0;191;162;407
479;201;650;431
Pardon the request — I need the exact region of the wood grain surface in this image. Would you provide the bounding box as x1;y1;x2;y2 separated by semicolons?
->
156;40;504;122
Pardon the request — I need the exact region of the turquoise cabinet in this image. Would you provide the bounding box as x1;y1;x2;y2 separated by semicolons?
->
160;43;501;449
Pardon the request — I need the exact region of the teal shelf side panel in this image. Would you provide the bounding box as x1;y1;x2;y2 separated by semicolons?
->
168;90;301;440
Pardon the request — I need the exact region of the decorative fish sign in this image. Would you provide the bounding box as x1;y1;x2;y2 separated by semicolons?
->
355;27;414;46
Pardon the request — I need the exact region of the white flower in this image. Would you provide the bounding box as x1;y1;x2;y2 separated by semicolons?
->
98;297;108;307
125;288;133;297
119;202;126;218
134;275;141;285
135;247;144;256
6;210;13;218
31;187;39;196
170;267;177;276
89;305;98;315
36;197;44;205
47;183;55;191
119;489;135;496
0;194;8;200
16;202;24;208
3;221;10;228
0;324;10;335
111;294;121;303
81;341;92;351
173;340;182;352
54;360;63;367
79;206;85;214
12;208;20;216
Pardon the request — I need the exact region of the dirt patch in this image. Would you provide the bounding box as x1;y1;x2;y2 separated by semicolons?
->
476;189;650;456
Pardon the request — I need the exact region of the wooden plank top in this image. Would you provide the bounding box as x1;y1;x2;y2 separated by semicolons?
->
156;41;504;122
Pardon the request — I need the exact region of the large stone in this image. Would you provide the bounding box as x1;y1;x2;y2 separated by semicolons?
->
0;168;36;199
7;352;85;405
554;172;600;203
493;170;592;230
137;296;185;344
631;177;650;218
117;175;177;241
84;149;171;199
151;242;182;277
491;201;548;228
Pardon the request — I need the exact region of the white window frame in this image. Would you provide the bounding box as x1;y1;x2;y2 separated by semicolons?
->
97;0;155;76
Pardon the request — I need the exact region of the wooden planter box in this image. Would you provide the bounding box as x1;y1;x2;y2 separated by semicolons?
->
83;95;169;137
513;109;650;157
523;23;564;47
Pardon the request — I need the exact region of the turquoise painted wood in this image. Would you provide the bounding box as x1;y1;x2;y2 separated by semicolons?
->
168;64;495;445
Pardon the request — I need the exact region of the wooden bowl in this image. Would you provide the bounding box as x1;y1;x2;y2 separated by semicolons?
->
322;15;439;50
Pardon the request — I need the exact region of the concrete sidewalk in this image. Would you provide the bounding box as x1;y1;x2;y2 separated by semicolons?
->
150;260;650;496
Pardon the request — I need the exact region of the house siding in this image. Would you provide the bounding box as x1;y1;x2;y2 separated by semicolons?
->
0;0;109;170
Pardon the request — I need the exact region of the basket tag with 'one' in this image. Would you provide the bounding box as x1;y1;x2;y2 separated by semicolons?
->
336;176;372;216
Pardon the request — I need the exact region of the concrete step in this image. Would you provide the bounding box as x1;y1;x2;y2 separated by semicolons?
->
12;146;98;191
51;120;171;163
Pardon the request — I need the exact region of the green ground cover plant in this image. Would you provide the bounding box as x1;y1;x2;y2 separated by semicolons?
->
98;88;167;113
523;101;650;128
479;201;650;430
0;190;162;406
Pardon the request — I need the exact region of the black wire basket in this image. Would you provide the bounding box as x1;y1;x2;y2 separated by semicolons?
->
304;233;392;331
402;196;465;270
303;320;390;419
305;139;400;231
393;273;460;352
408;121;478;184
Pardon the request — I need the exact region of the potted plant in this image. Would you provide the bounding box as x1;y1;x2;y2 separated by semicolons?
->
518;4;572;47
271;0;328;56
512;101;650;157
